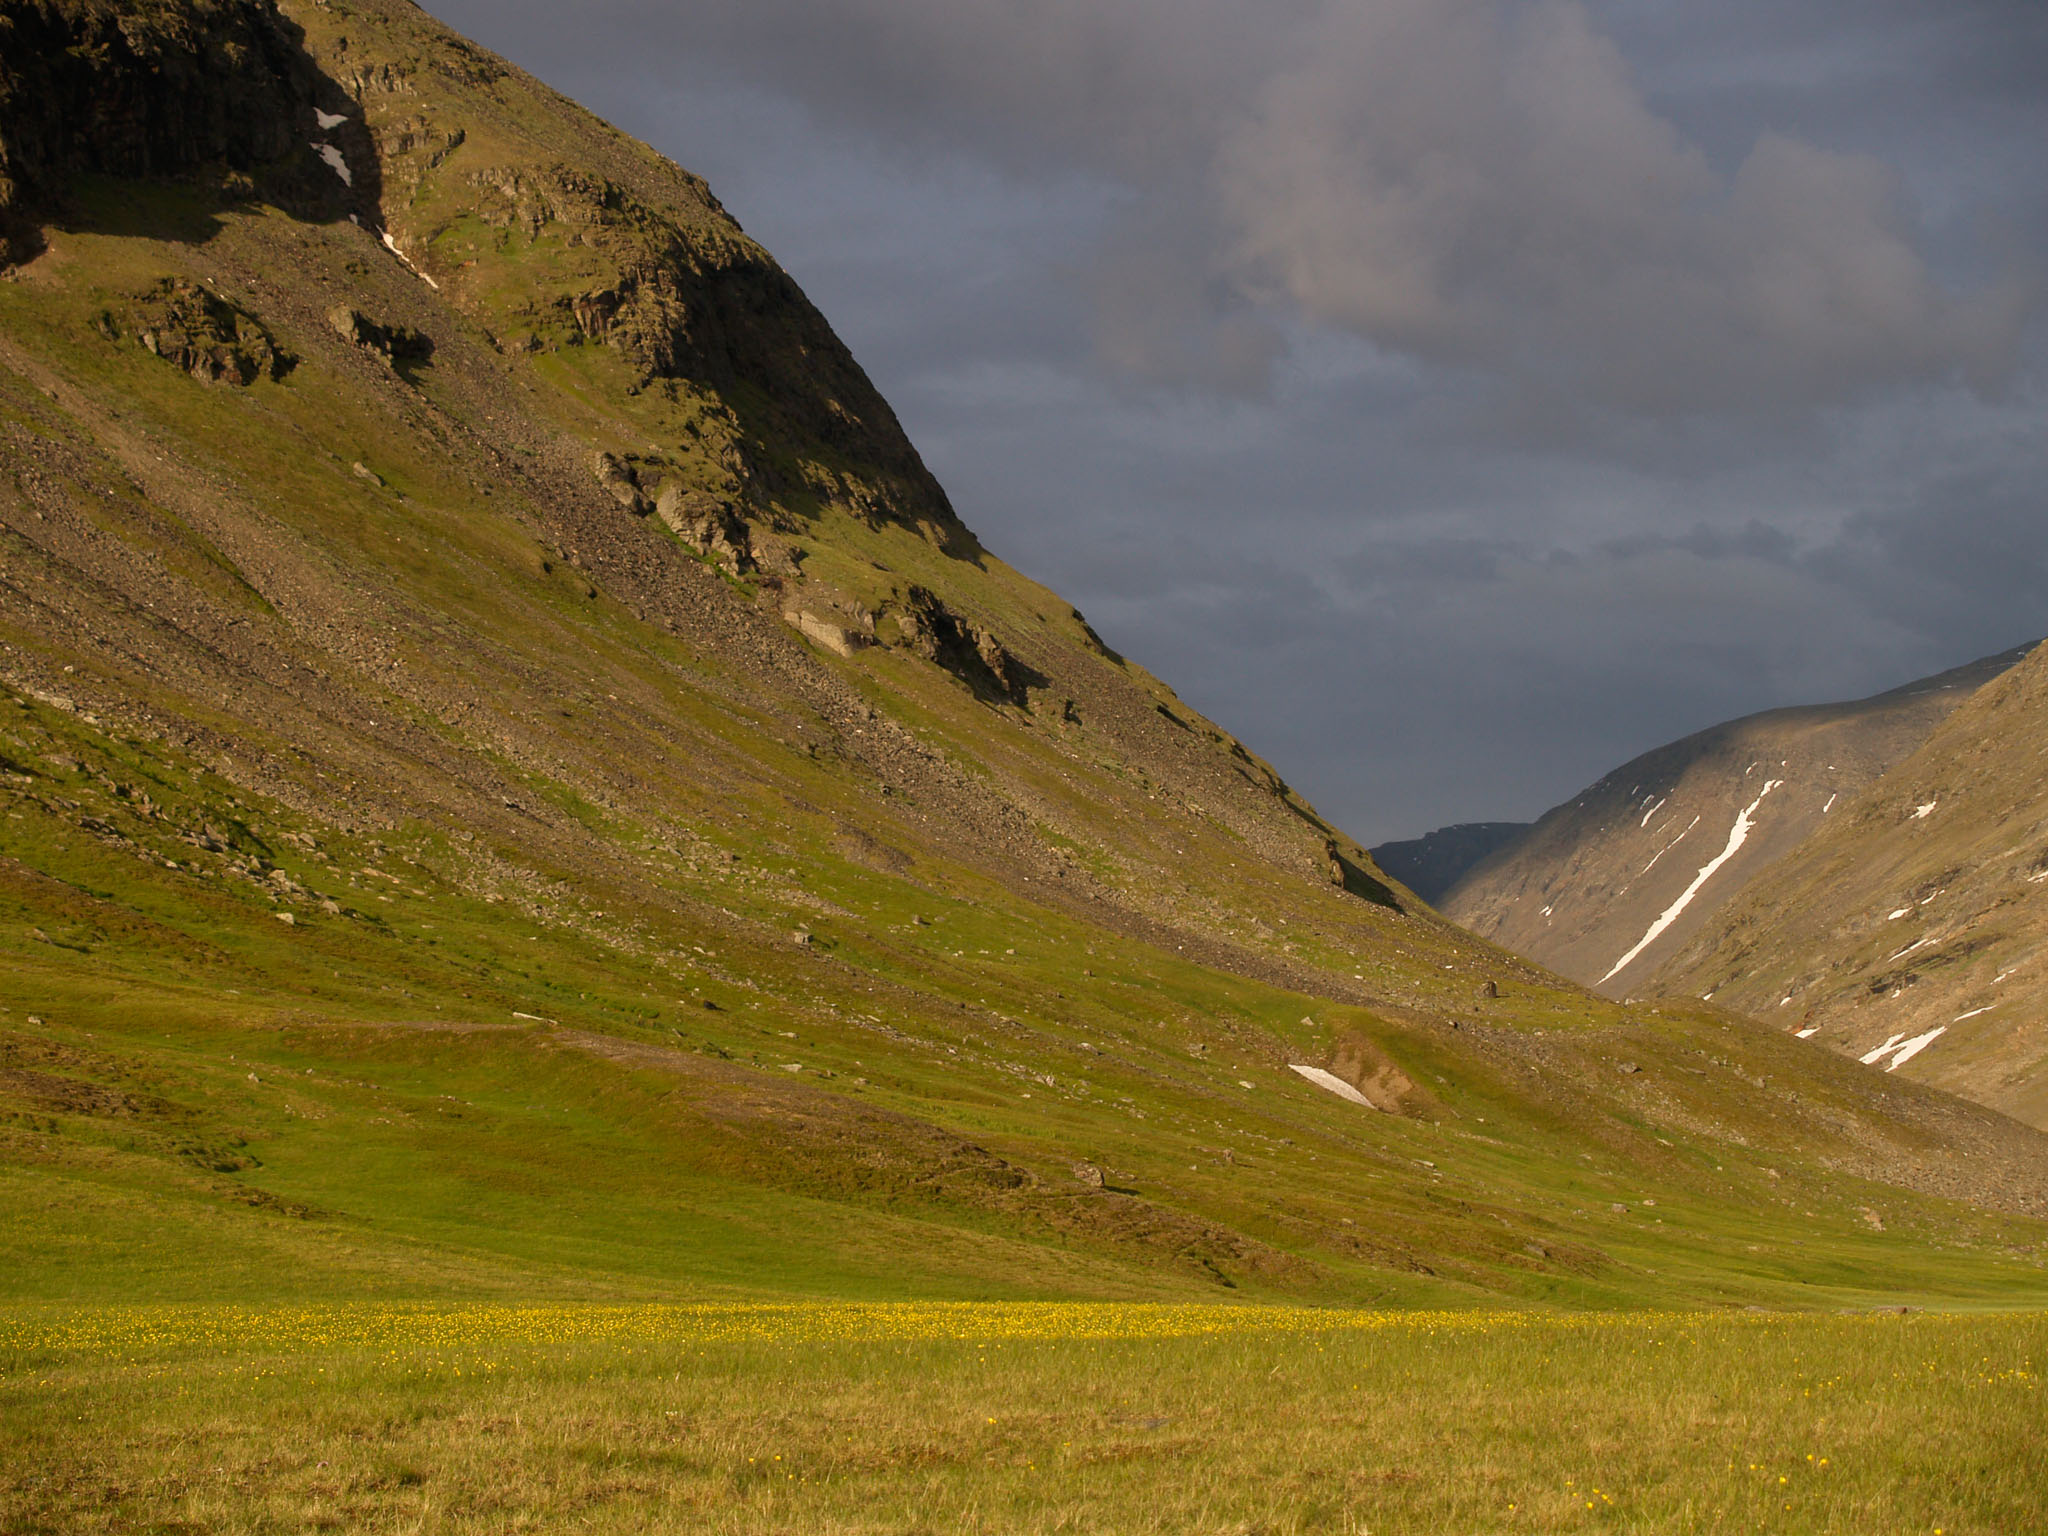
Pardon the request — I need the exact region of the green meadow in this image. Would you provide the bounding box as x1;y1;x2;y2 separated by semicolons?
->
4;1301;2040;1534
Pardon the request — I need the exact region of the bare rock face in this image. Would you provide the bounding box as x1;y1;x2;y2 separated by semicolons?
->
592;452;652;517
0;0;343;262
95;278;287;386
654;482;754;570
892;586;1031;707
328;306;432;368
783;609;867;659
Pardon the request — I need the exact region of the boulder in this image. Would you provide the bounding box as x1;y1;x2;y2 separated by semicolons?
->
655;483;753;569
328;305;432;366
784;610;866;659
593;452;651;516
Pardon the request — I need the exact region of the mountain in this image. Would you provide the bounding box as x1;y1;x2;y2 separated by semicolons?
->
1369;822;1530;906
3;0;2046;1311
1437;645;2035;997
1657;641;2048;1130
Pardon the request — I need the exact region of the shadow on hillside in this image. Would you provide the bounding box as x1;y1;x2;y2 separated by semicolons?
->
1331;845;1405;914
1;1;380;265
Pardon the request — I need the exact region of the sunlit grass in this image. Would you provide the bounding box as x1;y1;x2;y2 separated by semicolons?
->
4;1302;2041;1533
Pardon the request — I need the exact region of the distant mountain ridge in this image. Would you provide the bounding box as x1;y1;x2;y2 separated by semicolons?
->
1370;822;1530;906
1436;643;2035;993
1658;640;2048;1128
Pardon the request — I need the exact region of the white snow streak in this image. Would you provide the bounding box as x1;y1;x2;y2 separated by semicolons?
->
380;230;441;290
315;109;349;130
1954;1006;1995;1022
1885;1027;1946;1070
2028;869;2048;884
1639;814;1701;878
312;142;352;186
1860;1033;1907;1065
1288;1064;1376;1109
1888;908;1912;921
1640;796;1666;828
1795;1027;1819;1038
1600;783;1781;984
1822;793;1837;814
1911;800;1939;820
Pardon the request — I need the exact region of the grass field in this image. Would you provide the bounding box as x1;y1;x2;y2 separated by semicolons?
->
4;1301;2040;1534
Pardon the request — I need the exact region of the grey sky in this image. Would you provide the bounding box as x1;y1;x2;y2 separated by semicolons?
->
425;0;2047;841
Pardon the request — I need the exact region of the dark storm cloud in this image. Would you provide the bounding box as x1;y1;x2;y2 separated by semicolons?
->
453;0;2036;411
425;0;2046;840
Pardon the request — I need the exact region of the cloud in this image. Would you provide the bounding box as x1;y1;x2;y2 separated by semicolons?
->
426;0;2046;839
455;0;2039;417
1214;2;2033;412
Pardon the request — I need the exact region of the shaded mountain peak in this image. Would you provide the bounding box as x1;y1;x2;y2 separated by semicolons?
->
1369;821;1531;907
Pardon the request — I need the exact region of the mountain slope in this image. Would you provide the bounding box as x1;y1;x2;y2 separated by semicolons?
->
1656;641;2048;1130
1369;822;1530;906
1439;645;2034;996
2;0;2045;1311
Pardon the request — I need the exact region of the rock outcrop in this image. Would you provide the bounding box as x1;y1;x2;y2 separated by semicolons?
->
95;277;288;385
890;586;1032;707
327;305;432;368
0;0;340;261
654;482;753;570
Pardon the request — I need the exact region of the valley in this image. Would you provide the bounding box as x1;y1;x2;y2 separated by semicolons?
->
0;1;2043;1530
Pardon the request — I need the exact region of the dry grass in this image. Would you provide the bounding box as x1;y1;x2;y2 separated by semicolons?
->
4;1302;2041;1533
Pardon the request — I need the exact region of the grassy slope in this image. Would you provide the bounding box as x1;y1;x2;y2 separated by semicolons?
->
0;0;2043;1327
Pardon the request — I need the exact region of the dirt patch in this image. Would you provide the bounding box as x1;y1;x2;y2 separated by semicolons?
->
1324;1030;1432;1115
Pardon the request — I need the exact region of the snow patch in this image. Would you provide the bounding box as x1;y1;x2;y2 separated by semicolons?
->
1639;814;1701;877
1859;1033;1907;1065
1911;800;1939;820
1795;1027;1819;1039
1954;1006;1995;1022
1639;796;1666;828
1887;908;1912;921
1600;782;1782;984
380;230;441;290
1822;794;1837;814
314;108;349;130
1885;1027;1946;1070
1288;1064;1376;1109
2028;869;2048;885
312;141;352;186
